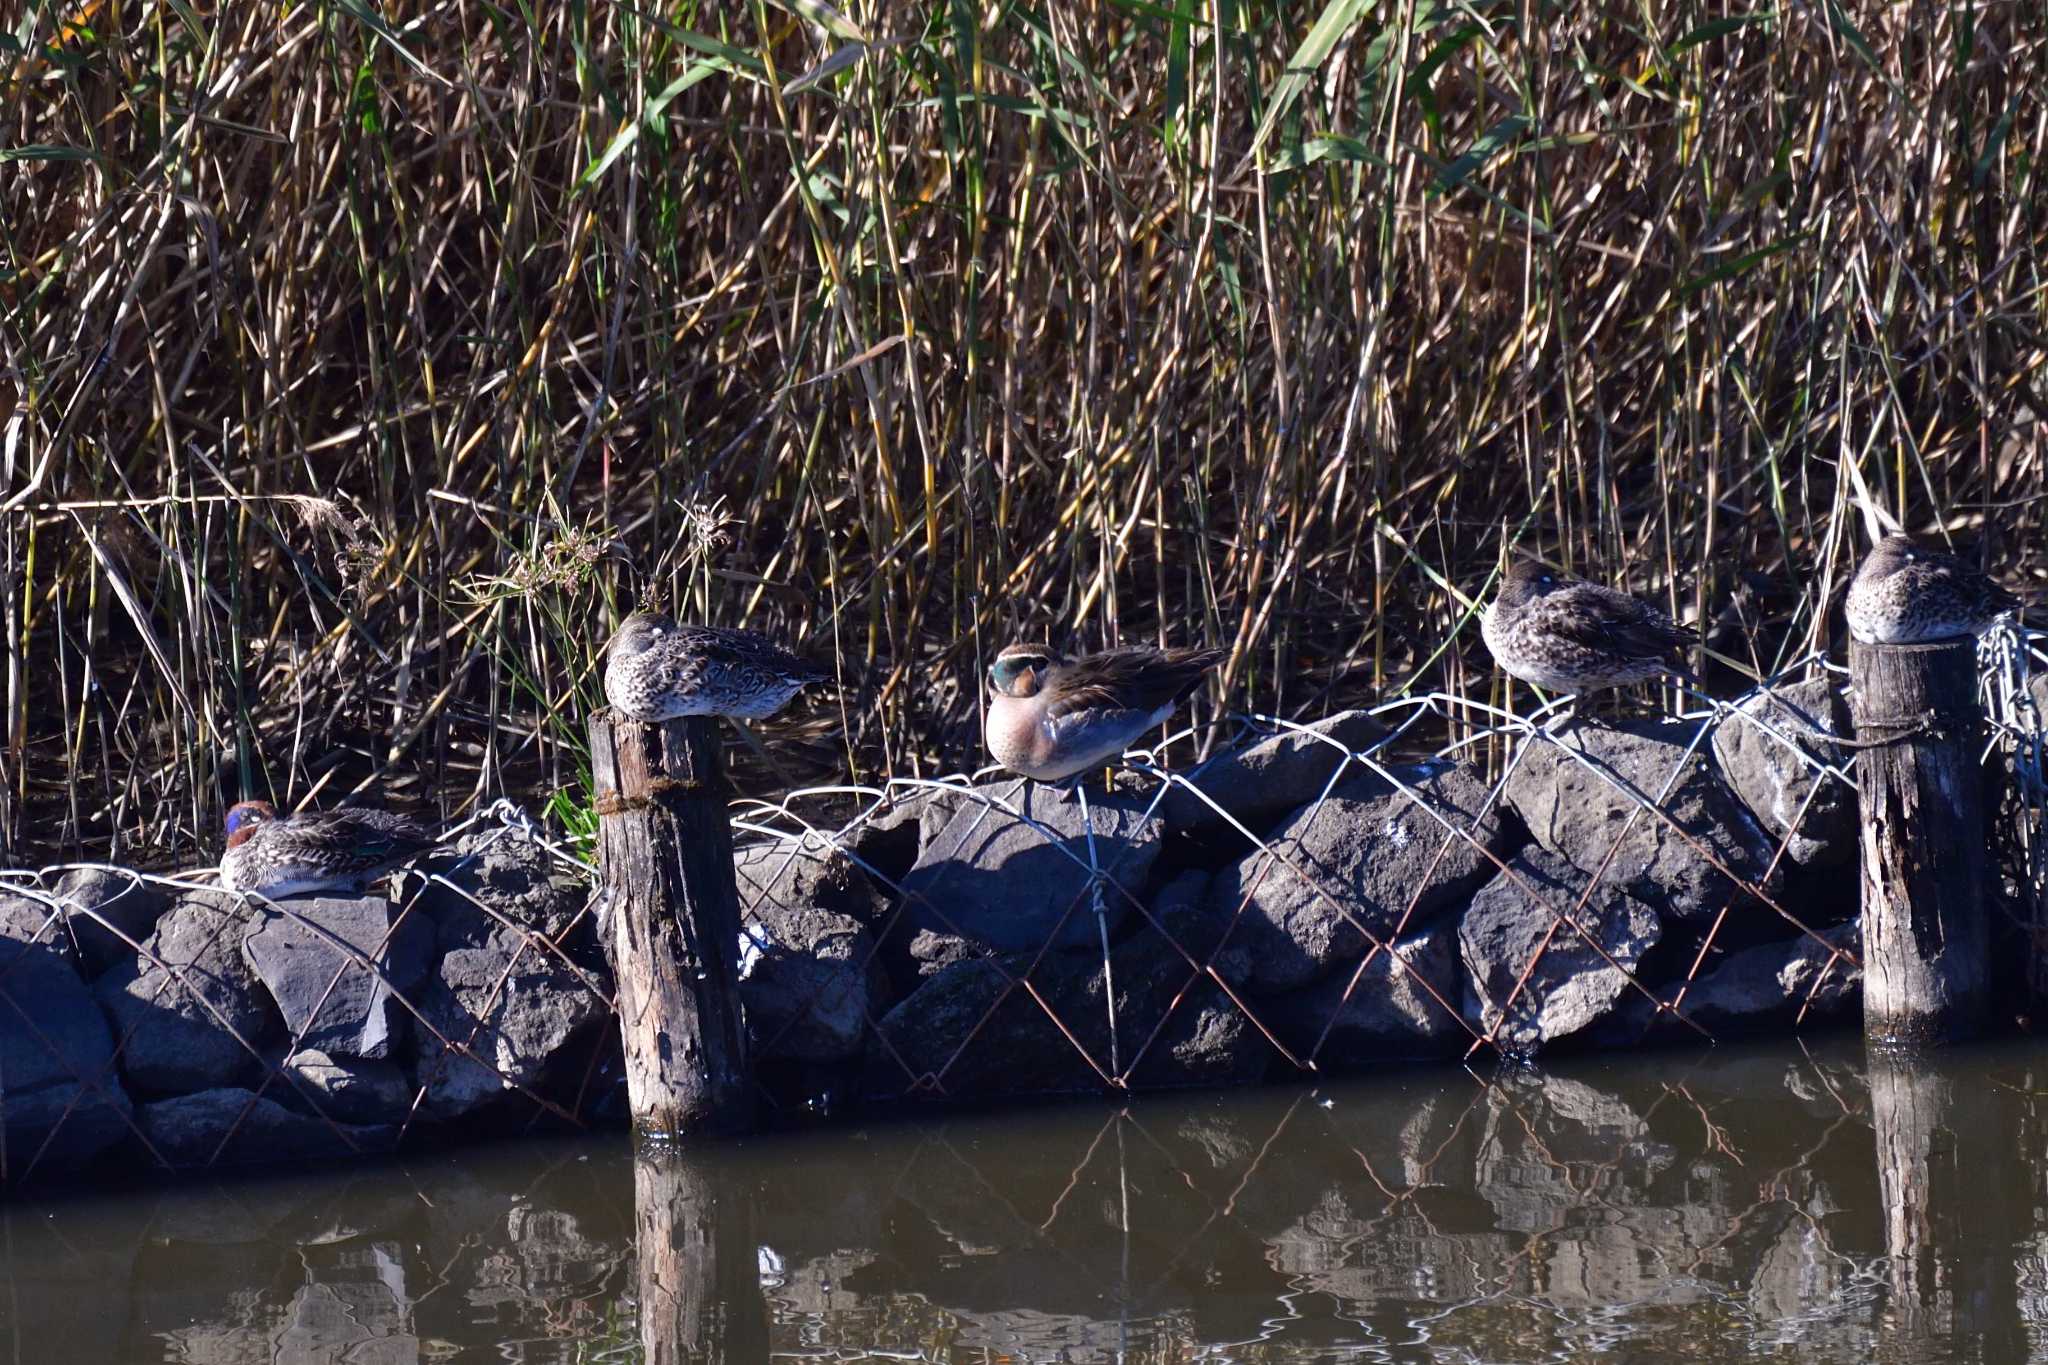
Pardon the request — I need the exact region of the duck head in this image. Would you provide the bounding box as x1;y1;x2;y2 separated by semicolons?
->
224;800;278;849
988;644;1058;699
1496;553;1563;609
607;610;677;658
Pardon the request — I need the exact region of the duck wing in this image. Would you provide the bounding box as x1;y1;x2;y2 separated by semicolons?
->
676;625;832;683
1539;581;1696;659
1043;646;1226;720
300;808;438;863
1909;551;2022;613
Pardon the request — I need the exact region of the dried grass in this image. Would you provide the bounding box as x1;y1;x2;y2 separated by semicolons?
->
1;0;2043;859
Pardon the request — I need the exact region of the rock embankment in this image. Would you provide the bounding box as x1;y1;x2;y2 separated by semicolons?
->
743;702;1863;1105
0;691;1867;1178
2;829;613;1177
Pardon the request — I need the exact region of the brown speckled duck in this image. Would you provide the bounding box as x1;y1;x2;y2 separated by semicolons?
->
1845;533;2020;644
603;611;830;721
219;801;437;899
983;641;1226;783
1481;555;1697;696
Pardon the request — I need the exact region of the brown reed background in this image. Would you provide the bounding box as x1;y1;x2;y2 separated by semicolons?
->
2;0;2044;863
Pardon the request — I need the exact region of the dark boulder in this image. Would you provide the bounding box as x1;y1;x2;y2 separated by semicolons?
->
1710;680;1856;868
0;919;133;1174
870;929;1268;1099
1264;921;1469;1066
1502;718;1775;925
741;896;887;1062
0;892;74;967
54;868;169;977
276;1048;415;1126
242;896;434;1060
900;777;1162;953
907;926;993;975
1159;710;1391;842
1203;764;1516;993
417;827;595;957
735;840;885;927
1595;921;1861;1044
836;789;933;888
135;1087;397;1168
96;891;282;1093
1458;845;1663;1052
409;930;611;1119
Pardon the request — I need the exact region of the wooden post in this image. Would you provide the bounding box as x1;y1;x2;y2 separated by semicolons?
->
633;1148;769;1362
590;711;754;1136
1848;638;1991;1046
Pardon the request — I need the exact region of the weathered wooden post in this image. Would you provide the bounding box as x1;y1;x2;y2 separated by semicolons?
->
1848;638;1991;1046
633;1148;769;1362
589;711;754;1136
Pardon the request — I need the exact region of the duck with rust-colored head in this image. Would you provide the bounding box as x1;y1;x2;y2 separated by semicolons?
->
219;801;437;899
983;641;1226;783
1845;533;2020;644
604;611;831;722
1481;554;1698;696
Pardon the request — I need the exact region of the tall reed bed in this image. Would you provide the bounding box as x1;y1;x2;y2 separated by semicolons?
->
2;0;2043;860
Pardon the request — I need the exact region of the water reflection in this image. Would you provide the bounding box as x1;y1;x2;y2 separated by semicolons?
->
7;1037;2048;1362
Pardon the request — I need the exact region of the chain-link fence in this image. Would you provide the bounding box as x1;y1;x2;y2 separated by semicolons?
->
3;637;2042;1184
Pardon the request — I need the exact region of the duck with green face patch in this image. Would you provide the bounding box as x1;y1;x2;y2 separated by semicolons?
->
983;641;1227;782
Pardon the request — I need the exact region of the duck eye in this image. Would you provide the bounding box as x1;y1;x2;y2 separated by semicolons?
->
1539;574;1553;585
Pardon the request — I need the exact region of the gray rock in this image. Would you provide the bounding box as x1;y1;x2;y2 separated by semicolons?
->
242;897;433;1060
0;892;74;966
1147;866;1257;981
136;1087;397;1167
870;928;1267;1098
2;1080;134;1178
1710;680;1856;867
1459;845;1663;1052
1160;710;1390;841
837;790;932;886
410;931;610;1118
1130;986;1268;1091
1595;921;1862;1044
900;777;1162;952
907;926;991;975
1503;718;1775;924
1266;922;1467;1064
96;891;281;1093
735;840;885;926
1204;763;1516;993
417;828;594;954
0;922;133;1172
278;1049;414;1125
740;892;887;1062
54;868;169;976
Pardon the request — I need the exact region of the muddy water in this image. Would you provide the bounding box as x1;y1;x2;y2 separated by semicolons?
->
6;1036;2048;1362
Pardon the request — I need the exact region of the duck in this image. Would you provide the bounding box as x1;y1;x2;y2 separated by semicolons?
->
1845;533;2020;644
983;641;1227;783
604;611;830;721
219;801;437;898
1481;554;1698;696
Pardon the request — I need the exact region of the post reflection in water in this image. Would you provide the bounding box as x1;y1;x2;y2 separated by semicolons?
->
10;1037;2048;1361
633;1144;768;1363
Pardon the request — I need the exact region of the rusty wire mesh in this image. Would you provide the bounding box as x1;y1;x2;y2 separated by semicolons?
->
0;801;617;1183
4;637;2044;1180
730;648;1969;1109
